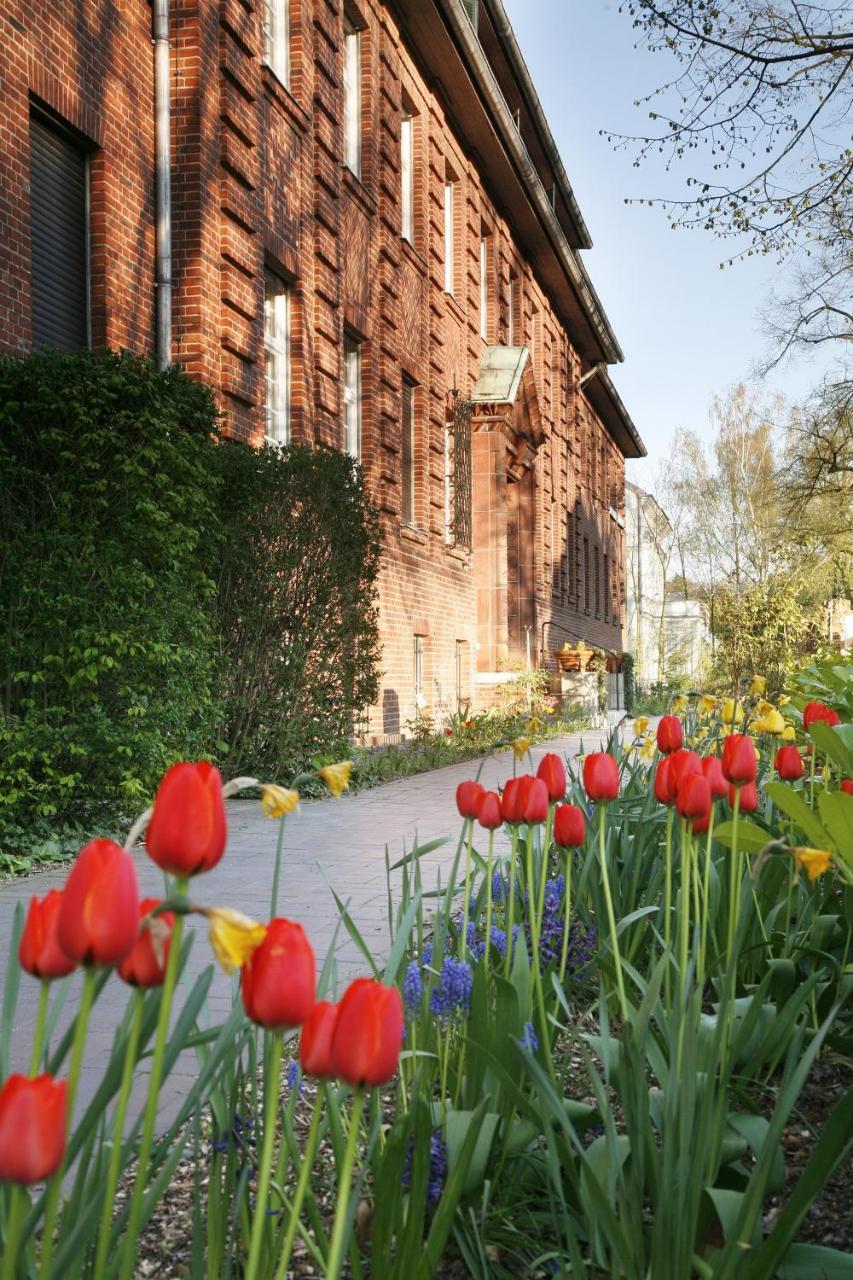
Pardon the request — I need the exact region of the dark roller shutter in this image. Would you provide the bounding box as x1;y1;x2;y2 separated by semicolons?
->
30;113;88;351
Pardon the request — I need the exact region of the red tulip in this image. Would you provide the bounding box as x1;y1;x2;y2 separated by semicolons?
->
656;715;683;755
701;755;728;800
300;1001;339;1079
145;761;227;877
330;978;403;1087
521;776;549;823
669;749;701;790
729;782;759;814
501;776;529;825
456;780;485;820
692;811;711;835
0;1074;67;1185
553;803;585;847
803;701;841;730
583;753;619;803
19;891;76;980
722;734;757;785
536;752;566;801
653;757;677;806
57;840;139;968
241;919;316;1030
117;899;174;988
477;791;503;830
774;745;804;782
676;773;711;821
841;779;853;796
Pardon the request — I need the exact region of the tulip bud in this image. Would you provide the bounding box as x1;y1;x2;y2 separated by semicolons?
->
501;775;529;825
477;791;503;830
656;715;683;755
722;733;757;785
841;779;853;796
583;753;619;803
701;755;728;800
145;761;227;877
692;811;711;835
536;752;566;801
676;773;711;821
241;918;316;1030
803;701;841;730
456;780;484;820
118;899;174;988
19;891;76;981
521;776;549;824
729;782;759;814
553;803;585;847
300;1000;339;1079
57;840;140;968
330;978;403;1087
0;1074;67;1185
668;749;701;790
774;745;804;782
654;757;677;806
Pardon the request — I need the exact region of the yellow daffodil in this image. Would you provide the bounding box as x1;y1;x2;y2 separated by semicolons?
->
792;848;832;881
721;699;744;725
821;764;831;782
525;716;544;735
708;740;719;755
671;695;689;715
781;724;796;741
317;761;353;797
753;708;785;736
260;784;300;819
633;715;650;737
512;736;533;760
206;908;267;973
639;735;657;761
696;694;717;717
779;694;790;707
756;699;776;718
749;675;767;696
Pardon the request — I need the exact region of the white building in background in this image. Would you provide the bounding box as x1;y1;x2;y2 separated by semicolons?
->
664;592;712;683
625;481;672;685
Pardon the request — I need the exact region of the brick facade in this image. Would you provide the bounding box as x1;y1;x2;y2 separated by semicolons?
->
0;0;644;737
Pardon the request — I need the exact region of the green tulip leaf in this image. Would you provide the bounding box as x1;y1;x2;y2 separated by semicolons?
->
776;1245;853;1279
808;721;853;774
765;781;833;851
712;819;772;853
817;791;853;868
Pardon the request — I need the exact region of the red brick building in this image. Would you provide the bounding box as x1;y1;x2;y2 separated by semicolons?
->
0;0;644;736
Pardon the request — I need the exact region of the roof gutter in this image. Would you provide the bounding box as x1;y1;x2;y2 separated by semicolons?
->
436;0;623;365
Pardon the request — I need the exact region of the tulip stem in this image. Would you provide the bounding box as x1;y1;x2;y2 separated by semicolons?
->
558;849;574;988
484;829;494;980
698;808;715;989
504;827;519;980
270;816;287;918
597;806;628;1025
663;808;674;1008
2;1186;26;1280
274;1087;324;1280
93;989;145;1280
38;966;97;1280
245;1029;284;1280
119;878;187;1280
326;1089;365;1280
460;819;474;955
28;981;50;1076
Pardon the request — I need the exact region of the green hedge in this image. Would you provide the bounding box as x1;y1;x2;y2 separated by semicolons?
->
0;352;381;856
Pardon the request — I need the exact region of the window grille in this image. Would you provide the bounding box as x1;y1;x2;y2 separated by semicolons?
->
446;393;472;550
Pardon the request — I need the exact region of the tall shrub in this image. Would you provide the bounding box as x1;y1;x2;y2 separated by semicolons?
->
212;440;381;776
0;351;220;847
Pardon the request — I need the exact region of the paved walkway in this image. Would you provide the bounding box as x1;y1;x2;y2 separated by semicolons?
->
0;724;611;1127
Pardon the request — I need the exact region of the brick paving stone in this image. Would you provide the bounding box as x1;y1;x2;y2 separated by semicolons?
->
0;724;612;1129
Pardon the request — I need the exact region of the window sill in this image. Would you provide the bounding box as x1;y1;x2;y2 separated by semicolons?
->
400;523;428;545
342;166;377;215
446;543;470;564
445;292;465;325
400;236;427;276
261;66;310;132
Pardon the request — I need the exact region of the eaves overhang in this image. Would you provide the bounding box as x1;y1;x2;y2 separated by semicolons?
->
584;368;647;460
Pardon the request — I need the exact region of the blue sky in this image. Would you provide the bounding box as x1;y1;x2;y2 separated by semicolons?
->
502;0;835;486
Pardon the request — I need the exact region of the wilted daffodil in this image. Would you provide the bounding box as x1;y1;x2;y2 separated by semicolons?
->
696;694;717;718
317;761;353;797
204;908;267;973
792;848;832;881
750;675;767;696
721;698;745;725
633;715;650;737
525;716;544;736
671;695;689;715
260;784;300;819
512;736;533;760
639;735;656;761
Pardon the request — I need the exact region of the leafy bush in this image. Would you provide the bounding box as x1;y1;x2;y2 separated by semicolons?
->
211;440;381;778
0;351;221;850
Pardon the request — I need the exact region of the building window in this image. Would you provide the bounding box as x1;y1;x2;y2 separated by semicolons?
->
479;236;489;340
508;273;518;345
30;111;89;352
401;113;414;243
414;635;425;708
264;270;290;445
343;335;361;458
603;552;610;620
594;547;601;617
343;17;361;177
263;0;289;85
401;376;416;524
443;180;455;294
444;419;452;542
455;639;467;710
583;536;590;614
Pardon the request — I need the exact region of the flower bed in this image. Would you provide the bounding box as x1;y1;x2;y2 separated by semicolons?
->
1;667;851;1277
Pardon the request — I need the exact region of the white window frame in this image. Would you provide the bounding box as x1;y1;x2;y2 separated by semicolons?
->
444;421;452;542
508;274;516;345
443;181;454;294
343;336;361;459
479;236;488;340
401;378;416;524
401;115;414;243
263;0;289;86
264;272;290;446
343;18;361;178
